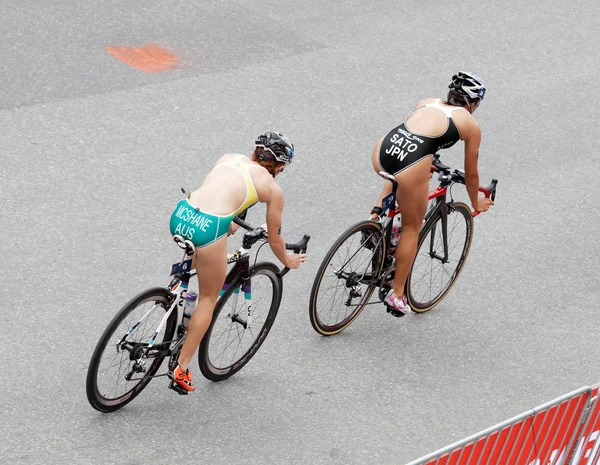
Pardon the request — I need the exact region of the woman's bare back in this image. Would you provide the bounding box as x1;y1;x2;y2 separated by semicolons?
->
188;154;270;215
405;98;473;139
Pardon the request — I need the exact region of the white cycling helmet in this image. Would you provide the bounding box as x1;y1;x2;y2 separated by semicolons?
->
448;71;486;108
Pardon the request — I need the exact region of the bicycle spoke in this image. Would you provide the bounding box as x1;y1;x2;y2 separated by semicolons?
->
318;279;340;325
310;222;385;334
86;289;176;412
205;270;275;372
408;206;472;310
94;298;169;401
214;299;244;365
316;241;375;326
327;282;348;326
103;353;125;396
213;325;238;366
229;308;247;364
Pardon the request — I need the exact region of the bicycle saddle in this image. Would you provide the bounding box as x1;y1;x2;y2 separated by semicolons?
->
172;234;196;255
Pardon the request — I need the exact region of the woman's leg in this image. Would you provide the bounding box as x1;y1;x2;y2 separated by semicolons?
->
371;138;394;217
178;236;228;372
392;157;432;297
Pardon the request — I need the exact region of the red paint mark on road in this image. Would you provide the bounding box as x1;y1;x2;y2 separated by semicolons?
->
106;44;180;72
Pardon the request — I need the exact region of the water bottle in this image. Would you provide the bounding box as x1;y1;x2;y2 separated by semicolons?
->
388;214;402;253
183;291;198;322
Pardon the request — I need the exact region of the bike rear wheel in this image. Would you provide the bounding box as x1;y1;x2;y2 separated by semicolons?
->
406;202;473;312
198;263;282;381
86;287;176;412
309;220;386;336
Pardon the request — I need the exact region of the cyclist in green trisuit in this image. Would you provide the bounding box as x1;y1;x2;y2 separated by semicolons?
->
168;131;306;392
370;72;493;315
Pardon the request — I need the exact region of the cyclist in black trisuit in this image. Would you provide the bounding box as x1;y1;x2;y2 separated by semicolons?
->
370;72;493;314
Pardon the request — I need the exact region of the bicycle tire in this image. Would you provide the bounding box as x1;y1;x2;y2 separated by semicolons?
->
406;202;474;312
86;287;176;413
309;220;386;336
198;262;282;381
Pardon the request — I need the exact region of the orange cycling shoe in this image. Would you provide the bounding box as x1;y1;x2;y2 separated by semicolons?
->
168;365;195;392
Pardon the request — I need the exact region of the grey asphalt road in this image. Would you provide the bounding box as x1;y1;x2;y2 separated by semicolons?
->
1;1;598;464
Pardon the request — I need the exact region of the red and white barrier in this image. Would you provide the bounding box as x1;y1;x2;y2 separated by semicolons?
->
406;386;600;465
570;385;600;465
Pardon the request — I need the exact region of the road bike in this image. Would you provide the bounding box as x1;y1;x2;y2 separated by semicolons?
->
309;153;497;335
86;217;310;412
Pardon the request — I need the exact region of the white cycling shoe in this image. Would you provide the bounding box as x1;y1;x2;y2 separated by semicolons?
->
384;290;410;315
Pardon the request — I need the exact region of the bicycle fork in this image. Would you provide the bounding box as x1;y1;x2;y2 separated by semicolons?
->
224;279;253;329
428;208;450;264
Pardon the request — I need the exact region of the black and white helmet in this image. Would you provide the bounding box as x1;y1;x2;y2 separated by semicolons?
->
448;71;486;108
255;131;295;165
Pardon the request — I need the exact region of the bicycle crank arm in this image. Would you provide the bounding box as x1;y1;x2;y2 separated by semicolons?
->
125;372;171;382
344;300;385;308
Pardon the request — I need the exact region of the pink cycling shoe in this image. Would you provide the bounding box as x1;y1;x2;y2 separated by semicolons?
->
384;289;410;316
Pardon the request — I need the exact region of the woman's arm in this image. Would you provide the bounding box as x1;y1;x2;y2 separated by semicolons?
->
463;120;493;212
265;183;306;269
370;181;394;219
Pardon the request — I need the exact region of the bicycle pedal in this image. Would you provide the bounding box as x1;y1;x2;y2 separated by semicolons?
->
168;380;189;396
385;305;406;318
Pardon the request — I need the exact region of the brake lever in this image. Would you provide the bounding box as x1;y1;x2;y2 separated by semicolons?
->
278;235;311;277
473;179;498;217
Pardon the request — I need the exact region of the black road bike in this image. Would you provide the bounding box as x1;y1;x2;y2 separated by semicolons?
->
309;154;497;335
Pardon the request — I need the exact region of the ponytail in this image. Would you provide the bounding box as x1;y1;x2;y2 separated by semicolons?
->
446;90;470;107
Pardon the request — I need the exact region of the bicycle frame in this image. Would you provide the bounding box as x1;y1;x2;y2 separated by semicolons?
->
117;240;258;360
116;254;191;357
120;216;309;358
422;186;451;263
363;157;497;286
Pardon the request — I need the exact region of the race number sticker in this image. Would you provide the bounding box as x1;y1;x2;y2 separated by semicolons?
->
171;259;193;276
381;193;394;212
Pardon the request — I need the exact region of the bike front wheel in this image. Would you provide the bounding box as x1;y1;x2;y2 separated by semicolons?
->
86;287;177;412
198;263;282;381
309;220;386;336
406;202;474;312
